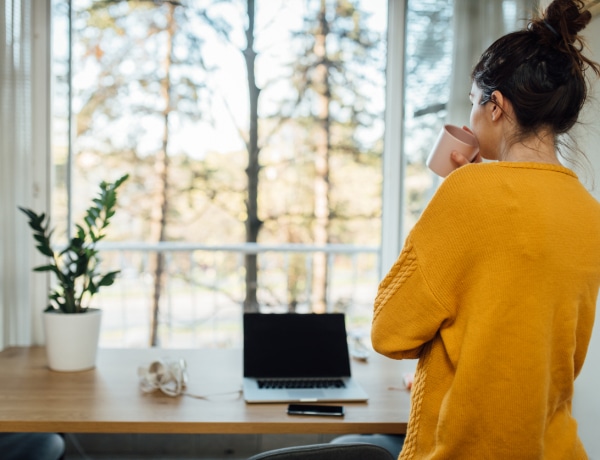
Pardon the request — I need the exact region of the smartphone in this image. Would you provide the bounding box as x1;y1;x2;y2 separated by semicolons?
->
287;404;344;417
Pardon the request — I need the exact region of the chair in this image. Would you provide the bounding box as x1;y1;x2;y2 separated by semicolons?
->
0;433;65;460
246;442;396;460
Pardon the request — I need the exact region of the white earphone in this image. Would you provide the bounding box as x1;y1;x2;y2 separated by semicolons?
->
138;358;188;397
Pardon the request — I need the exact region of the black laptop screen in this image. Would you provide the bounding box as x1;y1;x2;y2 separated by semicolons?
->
243;313;352;378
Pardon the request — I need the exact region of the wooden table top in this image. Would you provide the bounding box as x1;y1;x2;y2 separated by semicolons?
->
0;347;415;434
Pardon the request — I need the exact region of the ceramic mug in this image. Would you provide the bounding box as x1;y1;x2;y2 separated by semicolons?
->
426;124;479;178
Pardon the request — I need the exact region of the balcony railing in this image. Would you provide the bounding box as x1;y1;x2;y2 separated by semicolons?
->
94;242;381;349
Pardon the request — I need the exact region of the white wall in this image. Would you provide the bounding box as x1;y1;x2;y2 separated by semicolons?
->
572;11;600;459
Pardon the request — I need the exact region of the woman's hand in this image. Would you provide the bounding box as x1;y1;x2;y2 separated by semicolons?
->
450;126;482;167
450;150;482;166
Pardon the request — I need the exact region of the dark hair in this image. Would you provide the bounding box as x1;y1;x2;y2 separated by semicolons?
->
471;0;600;140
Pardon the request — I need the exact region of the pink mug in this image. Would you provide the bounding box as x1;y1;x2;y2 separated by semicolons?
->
426;124;479;178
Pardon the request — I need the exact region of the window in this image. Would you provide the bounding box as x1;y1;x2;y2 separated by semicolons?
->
49;0;535;348
51;0;388;347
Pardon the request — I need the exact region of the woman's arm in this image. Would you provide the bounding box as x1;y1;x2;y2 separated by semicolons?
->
371;166;481;360
371;237;452;359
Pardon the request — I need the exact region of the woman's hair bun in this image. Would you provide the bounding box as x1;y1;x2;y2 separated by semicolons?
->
526;0;599;77
532;0;591;45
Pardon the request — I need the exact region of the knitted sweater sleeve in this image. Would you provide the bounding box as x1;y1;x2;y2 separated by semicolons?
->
372;235;451;359
371;167;476;360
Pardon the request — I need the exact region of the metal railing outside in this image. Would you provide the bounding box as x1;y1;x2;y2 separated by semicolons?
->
93;242;381;349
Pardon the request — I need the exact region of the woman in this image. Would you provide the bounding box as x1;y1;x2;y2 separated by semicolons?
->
372;0;600;458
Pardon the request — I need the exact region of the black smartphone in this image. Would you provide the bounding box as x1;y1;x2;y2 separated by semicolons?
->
287;404;344;417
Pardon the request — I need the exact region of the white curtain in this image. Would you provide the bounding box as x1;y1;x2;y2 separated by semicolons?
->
0;0;51;350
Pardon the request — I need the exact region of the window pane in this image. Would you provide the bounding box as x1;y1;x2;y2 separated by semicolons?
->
402;0;453;234
51;0;387;347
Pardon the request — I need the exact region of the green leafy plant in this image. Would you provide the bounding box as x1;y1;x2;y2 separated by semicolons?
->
19;174;129;314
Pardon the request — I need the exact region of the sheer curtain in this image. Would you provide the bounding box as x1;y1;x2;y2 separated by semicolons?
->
0;1;51;350
447;0;539;125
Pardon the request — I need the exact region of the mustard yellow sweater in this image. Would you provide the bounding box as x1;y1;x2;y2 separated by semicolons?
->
372;162;600;460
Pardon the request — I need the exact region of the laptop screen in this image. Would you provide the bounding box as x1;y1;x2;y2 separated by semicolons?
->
243;313;352;378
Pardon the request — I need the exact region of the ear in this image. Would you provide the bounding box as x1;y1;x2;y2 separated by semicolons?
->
489;90;506;122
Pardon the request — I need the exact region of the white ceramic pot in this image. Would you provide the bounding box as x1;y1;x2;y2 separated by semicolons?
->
43;308;102;372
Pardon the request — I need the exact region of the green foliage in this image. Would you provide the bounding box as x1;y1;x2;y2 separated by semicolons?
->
19;174;129;314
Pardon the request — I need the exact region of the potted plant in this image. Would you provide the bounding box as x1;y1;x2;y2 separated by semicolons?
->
19;174;128;371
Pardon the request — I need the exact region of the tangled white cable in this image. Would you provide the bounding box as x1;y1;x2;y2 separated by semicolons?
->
138;358;188;397
138;357;243;400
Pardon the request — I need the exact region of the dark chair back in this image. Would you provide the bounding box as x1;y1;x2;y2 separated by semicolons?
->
246;442;396;460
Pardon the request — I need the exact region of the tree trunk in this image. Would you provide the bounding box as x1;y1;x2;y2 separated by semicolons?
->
150;4;176;346
311;0;331;313
243;0;261;313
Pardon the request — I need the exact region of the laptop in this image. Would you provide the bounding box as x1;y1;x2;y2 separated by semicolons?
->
242;312;369;403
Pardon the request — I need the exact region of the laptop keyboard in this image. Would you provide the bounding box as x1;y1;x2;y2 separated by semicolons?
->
257;378;346;389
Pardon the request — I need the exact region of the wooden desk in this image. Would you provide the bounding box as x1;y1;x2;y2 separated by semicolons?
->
0;347;415;435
